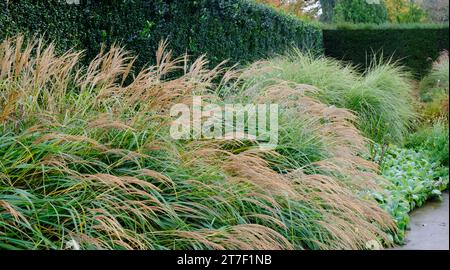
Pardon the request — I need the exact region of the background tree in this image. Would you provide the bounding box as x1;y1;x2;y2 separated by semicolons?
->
255;0;321;19
385;0;427;23
416;0;449;22
319;0;336;22
333;0;389;24
256;0;283;7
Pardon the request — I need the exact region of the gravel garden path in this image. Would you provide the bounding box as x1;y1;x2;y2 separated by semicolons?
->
394;192;449;250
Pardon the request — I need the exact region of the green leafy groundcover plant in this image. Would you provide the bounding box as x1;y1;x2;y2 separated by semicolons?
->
371;145;449;242
405;121;449;167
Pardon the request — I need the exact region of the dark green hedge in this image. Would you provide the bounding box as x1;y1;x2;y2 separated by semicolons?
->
0;0;322;69
323;26;449;77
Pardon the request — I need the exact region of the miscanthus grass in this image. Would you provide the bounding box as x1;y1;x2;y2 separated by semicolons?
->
0;36;396;250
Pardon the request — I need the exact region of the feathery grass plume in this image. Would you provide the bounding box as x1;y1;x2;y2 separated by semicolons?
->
0;36;396;250
184;87;396;248
0;35;82;124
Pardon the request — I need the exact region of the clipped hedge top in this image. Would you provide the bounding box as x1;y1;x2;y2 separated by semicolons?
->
0;0;323;69
322;22;450;30
323;25;449;77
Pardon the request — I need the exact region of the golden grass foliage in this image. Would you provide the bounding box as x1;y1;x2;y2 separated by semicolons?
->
0;36;396;250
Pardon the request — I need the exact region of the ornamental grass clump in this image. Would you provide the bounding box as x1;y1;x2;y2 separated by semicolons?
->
347;58;416;144
242;50;417;145
0;36;396;250
419;51;449;102
418;51;449;123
